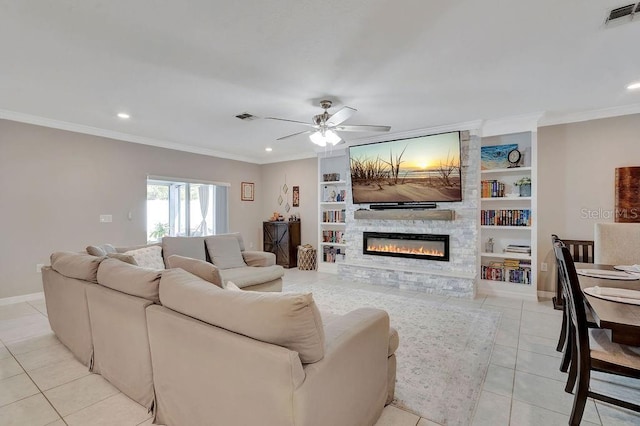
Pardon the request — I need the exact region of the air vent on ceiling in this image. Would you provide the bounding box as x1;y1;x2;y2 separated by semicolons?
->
235;112;258;121
605;3;638;24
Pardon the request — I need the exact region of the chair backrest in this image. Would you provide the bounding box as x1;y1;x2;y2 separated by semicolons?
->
594;223;640;265
552;237;591;370
563;239;595;263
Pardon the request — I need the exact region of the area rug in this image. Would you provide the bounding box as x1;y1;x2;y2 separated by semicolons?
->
287;283;501;426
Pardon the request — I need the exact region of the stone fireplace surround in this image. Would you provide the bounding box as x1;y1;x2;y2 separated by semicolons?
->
337;133;479;298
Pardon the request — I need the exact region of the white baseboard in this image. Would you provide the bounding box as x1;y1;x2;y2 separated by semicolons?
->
537;290;556;300
0;292;45;306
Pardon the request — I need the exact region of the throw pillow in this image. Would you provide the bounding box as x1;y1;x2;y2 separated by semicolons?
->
160;269;325;363
124;245;165;270
205;235;247;270
106;252;138;266
86;245;106;257
166;254;223;287
86;244;117;257
225;281;241;290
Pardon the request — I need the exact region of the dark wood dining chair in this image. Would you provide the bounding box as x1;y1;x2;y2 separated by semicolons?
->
553;240;640;425
553;237;594;310
552;235;597;374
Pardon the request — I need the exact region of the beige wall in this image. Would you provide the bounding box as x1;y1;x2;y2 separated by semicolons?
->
0;119;263;299
259;158;318;248
537;113;640;292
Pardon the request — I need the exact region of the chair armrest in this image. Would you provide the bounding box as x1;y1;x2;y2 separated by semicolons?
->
242;251;276;267
294;308;390;425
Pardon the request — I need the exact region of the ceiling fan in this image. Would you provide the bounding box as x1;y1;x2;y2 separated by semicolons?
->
265;100;391;147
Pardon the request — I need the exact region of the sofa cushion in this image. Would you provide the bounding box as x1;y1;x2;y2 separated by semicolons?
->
205;235;247;270
162;237;206;262
242;251;276;267
86;244;117;257
106;252;138;265
215;232;245;251
97;258;162;303
50;252;103;283
159;269;325;363
166;255;223;287
225;281;241;290
219;266;284;288
322;310;399;357
123;245;165;270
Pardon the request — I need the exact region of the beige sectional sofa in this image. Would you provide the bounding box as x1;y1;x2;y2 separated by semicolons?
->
88;233;285;292
42;242;398;425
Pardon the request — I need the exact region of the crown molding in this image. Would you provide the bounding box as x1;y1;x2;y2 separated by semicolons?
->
258;151;318;165
480;112;545;137
539;103;640;127
0;109;262;164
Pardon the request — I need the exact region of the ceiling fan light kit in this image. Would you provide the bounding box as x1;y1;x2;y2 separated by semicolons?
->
310;129;341;147
267;99;391;146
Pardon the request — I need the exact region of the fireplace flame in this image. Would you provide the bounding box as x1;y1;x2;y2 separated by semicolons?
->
366;244;444;257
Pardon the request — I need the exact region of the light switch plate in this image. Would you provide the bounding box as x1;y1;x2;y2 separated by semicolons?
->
99;214;112;223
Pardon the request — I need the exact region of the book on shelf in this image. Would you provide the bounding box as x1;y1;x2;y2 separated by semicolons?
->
504;244;531;254
322;230;344;244
322;209;345;223
322;246;344;263
481;260;532;285
481;180;506;198
480;209;531;226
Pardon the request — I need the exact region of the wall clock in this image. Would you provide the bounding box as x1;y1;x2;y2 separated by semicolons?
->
507;149;521;167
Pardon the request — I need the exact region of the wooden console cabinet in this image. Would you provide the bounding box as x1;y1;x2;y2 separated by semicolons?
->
263;221;301;268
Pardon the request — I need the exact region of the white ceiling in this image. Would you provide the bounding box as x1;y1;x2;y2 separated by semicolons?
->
1;1;639;164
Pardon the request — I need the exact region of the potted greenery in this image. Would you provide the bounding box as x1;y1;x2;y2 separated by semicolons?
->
149;222;169;241
514;177;532;197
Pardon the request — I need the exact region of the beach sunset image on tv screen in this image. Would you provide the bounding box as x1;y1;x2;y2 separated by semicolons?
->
349;131;462;204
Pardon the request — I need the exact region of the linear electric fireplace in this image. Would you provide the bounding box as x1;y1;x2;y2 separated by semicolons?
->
363;232;450;261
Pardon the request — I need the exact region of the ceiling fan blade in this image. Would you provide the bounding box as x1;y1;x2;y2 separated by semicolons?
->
334;124;391;132
326;106;357;126
276;130;313;141
265;117;314;127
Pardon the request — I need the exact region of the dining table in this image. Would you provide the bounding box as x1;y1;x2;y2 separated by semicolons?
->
575;262;640;346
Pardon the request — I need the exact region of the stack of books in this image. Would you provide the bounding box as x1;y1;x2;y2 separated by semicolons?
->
504;244;531;255
481;259;532;285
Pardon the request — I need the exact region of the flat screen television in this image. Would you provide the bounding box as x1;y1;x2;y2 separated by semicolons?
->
348;131;462;204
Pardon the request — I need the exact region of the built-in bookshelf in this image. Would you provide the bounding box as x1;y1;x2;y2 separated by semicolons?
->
318;150;349;272
479;131;537;300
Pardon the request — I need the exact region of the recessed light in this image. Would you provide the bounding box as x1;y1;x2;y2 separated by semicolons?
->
117;112;131;119
627;82;640;90
265;147;273;152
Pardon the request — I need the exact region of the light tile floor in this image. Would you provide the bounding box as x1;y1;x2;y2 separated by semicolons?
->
0;269;639;425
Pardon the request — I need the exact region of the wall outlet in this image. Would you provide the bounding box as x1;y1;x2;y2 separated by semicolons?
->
249;242;254;249
540;262;548;272
36;263;45;273
99;214;113;223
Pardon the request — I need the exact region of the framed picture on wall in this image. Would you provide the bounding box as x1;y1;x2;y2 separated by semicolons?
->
292;186;300;207
241;182;254;201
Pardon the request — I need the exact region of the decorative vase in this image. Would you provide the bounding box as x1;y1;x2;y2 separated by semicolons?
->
519;183;531;197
